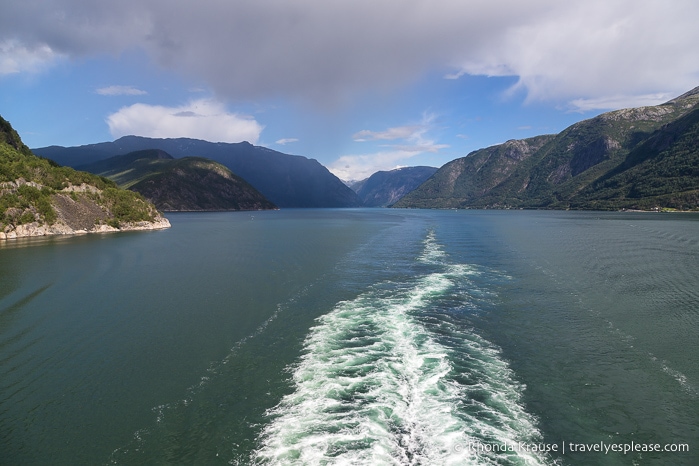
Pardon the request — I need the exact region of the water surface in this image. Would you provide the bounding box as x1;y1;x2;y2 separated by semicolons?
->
0;209;696;465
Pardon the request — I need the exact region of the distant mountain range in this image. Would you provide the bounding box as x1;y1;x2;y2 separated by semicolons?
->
34;137;362;208
79;149;277;211
29;86;699;212
396;86;699;211
350;167;438;207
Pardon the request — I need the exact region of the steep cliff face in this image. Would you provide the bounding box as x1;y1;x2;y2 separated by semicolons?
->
0;116;169;240
396;87;699;210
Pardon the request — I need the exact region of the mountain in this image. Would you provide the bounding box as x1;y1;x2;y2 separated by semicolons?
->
395;86;699;211
393;136;554;209
571;104;699;210
79;149;277;211
351;166;438;207
34;138;362;208
0;116;169;240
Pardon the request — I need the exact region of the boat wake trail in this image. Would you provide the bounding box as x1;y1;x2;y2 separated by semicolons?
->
252;231;553;465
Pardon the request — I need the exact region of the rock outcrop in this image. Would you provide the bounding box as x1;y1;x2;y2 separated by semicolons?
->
0;180;170;240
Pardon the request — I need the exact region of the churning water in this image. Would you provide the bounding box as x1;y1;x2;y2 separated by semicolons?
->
253;231;547;465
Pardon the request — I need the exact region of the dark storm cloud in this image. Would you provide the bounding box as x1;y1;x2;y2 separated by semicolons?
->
2;0;699;107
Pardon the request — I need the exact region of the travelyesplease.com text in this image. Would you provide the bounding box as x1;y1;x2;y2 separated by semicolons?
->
452;440;689;455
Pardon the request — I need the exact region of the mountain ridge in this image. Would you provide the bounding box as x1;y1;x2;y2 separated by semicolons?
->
395;86;699;211
34;138;362;208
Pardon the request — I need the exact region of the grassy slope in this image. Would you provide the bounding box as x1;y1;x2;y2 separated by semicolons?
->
0;116;161;232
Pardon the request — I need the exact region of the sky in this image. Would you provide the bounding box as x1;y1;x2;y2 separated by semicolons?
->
1;1;698;182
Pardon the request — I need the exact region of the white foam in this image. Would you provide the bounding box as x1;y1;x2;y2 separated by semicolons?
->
418;229;447;265
252;233;551;465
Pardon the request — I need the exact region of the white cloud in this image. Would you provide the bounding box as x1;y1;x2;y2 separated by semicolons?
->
106;99;264;143
354;113;446;149
567;93;673;112
275;138;298;145
390;143;449;153
353;126;421;142
0;40;59;75
328;150;422;182
331;113;448;180
96;85;147;96
330;142;448;181
450;0;699;108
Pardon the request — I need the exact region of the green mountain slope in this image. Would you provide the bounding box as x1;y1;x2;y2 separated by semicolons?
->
0;116;169;239
396;87;699;211
394;136;554;209
572;105;699;210
77;148;174;183
80;150;277;211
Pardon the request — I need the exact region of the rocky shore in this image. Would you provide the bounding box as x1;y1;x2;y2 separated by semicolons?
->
0;216;171;240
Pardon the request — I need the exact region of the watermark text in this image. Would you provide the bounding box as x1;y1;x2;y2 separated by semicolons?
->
452;440;689;456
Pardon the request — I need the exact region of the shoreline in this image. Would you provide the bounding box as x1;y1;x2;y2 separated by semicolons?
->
0;216;171;241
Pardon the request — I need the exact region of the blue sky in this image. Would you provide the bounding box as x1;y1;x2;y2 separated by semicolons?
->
2;1;698;181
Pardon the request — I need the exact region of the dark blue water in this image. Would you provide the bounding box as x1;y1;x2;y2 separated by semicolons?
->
0;209;697;465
